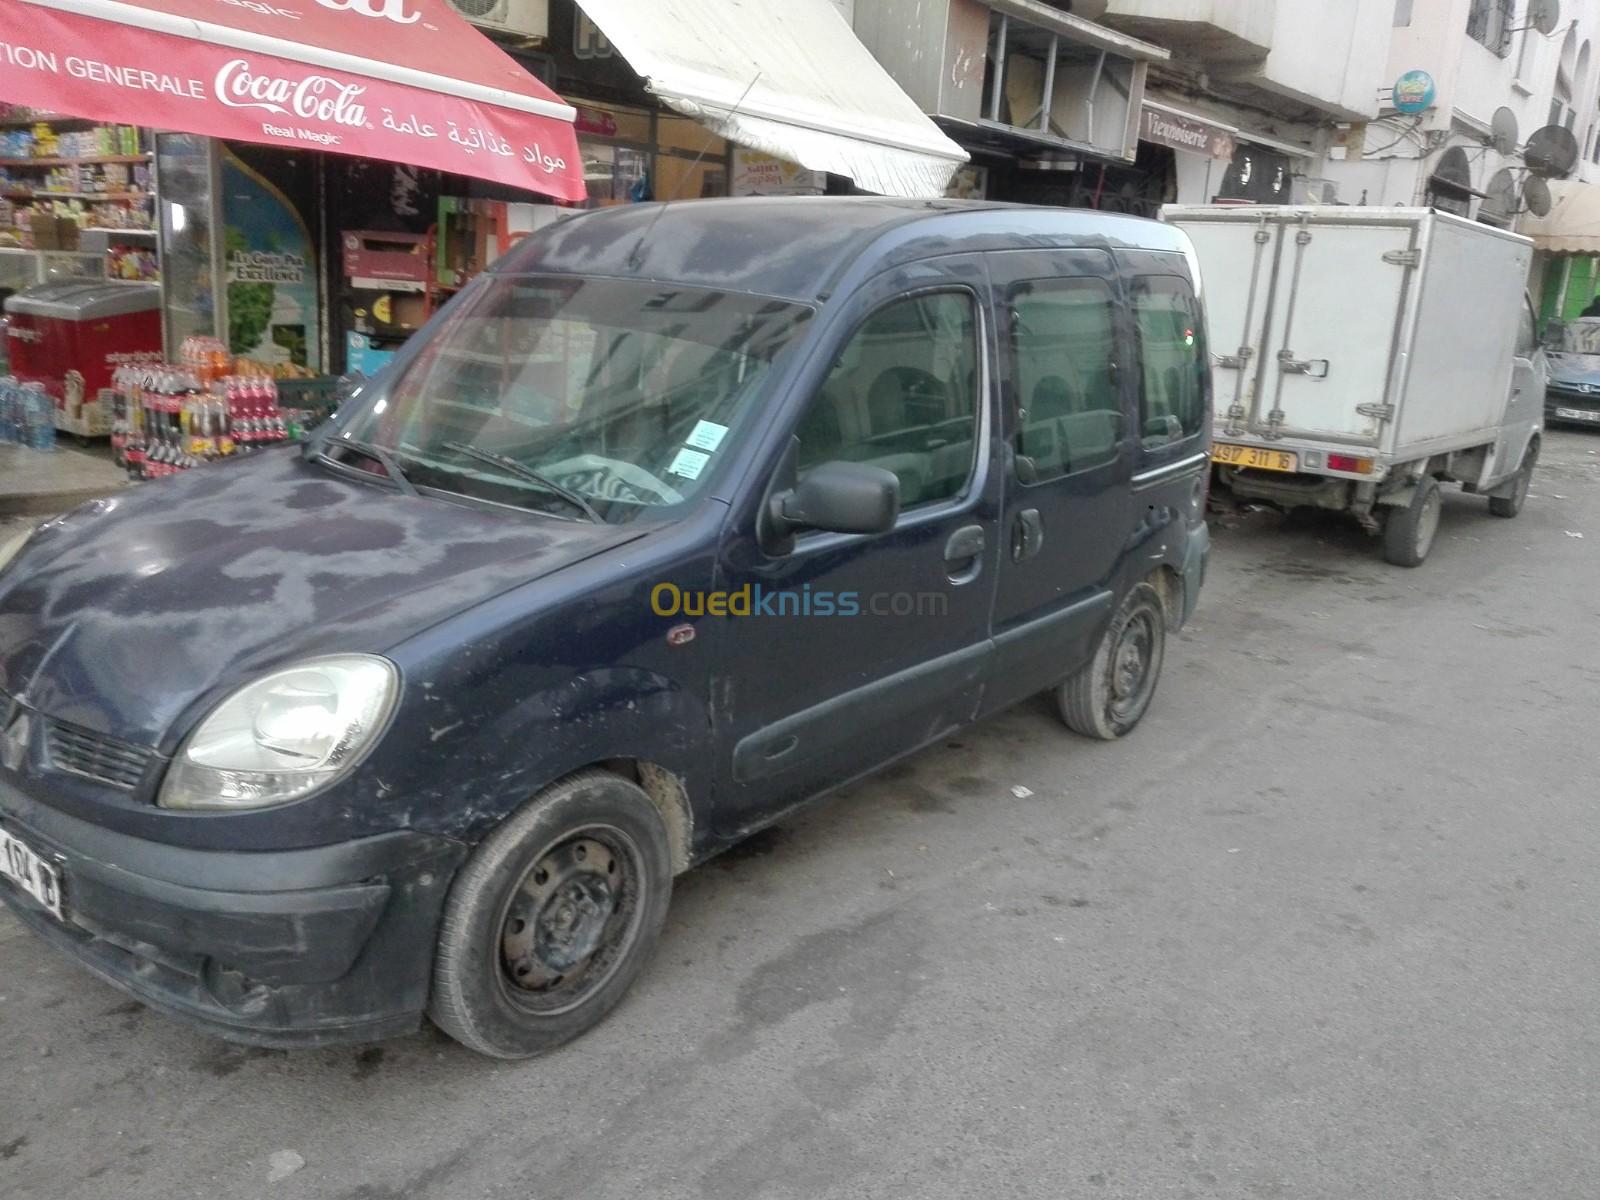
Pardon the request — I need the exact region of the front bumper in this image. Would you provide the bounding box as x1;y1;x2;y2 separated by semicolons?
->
1546;388;1600;425
0;779;466;1047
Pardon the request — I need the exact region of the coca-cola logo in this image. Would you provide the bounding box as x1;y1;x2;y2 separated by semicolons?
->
215;60;368;127
313;0;418;24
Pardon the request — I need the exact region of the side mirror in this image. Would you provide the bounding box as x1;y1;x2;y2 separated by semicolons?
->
769;461;899;537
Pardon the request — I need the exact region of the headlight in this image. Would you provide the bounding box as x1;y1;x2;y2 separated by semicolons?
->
0;525;34;576
159;655;399;810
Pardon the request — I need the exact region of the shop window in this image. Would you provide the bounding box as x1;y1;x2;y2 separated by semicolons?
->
1009;278;1122;482
1132;276;1206;449
1217;144;1292;204
796;292;980;510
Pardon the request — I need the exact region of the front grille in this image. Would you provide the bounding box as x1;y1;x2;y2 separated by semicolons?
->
46;720;153;790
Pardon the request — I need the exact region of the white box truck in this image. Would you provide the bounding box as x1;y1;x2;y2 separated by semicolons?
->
1163;205;1545;566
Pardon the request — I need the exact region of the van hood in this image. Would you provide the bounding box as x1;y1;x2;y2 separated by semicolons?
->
0;450;645;749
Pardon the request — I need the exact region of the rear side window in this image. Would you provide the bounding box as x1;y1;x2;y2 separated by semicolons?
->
1010;278;1123;482
1132;276;1206;449
795;291;980;510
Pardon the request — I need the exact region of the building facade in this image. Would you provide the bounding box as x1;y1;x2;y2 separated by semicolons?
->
850;0;1600;314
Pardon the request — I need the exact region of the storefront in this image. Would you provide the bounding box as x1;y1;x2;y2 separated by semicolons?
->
1519;180;1600;320
2;0;968;483
0;0;584;467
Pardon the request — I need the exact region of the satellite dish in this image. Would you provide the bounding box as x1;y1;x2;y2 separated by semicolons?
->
1524;124;1580;177
1528;0;1561;36
1491;107;1520;156
1483;168;1519;222
1524;175;1553;217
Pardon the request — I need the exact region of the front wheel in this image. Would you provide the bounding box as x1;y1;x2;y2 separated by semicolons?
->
1488;441;1538;518
1381;477;1442;567
428;770;673;1059
1056;581;1167;740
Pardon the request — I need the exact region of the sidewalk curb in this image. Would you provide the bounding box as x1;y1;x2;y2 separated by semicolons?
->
0;483;126;518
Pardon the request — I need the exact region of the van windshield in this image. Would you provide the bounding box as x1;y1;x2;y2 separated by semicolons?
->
334;275;813;523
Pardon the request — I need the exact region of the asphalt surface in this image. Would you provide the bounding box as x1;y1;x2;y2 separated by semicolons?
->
3;431;1598;1200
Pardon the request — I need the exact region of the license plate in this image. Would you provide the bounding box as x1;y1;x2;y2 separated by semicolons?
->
0;827;64;920
1554;406;1600;423
1211;442;1298;472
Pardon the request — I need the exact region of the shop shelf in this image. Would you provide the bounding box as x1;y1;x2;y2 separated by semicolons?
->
80;227;157;236
0;155;150;166
0;114;95;126
1;190;151;201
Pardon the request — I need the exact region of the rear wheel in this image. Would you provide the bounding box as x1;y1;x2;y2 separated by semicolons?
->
1382;477;1442;567
428;770;673;1059
1488;441;1538;518
1057;581;1167;740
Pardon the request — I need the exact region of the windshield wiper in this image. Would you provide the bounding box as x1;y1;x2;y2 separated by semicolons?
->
320;438;418;497
441;441;604;523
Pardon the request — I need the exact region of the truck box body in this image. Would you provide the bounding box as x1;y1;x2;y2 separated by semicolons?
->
1162;205;1536;483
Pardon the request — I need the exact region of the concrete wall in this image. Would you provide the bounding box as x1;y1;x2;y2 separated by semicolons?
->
1222;0;1395;120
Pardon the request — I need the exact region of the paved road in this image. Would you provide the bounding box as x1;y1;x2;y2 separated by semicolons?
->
4;432;1598;1200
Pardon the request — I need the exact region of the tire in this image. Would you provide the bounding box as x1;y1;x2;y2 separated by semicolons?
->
1381;476;1442;568
428;769;673;1059
1056;581;1167;740
1488;441;1538;519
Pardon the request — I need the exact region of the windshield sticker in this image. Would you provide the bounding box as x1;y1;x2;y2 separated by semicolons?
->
668;447;711;480
686;419;729;452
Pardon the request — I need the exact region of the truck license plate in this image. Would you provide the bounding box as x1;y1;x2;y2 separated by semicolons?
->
1554;407;1600;423
1212;443;1298;472
0;827;64;920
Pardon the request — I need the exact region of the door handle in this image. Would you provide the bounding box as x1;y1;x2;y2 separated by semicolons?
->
944;523;985;584
1012;509;1044;562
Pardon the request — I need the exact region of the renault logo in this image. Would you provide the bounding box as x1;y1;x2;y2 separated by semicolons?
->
1;707;29;772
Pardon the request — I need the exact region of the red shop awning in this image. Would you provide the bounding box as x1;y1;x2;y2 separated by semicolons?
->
0;0;585;200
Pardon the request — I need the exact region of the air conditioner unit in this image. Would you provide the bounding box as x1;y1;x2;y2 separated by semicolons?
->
447;0;547;39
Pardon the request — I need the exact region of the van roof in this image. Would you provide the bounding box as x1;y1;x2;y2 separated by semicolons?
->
492;197;1188;303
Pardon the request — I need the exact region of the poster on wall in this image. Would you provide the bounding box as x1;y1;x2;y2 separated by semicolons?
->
221;147;320;371
731;148;825;196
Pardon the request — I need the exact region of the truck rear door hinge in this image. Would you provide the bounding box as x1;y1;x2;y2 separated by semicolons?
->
1356;402;1395;420
1215;348;1252;369
1382;249;1421;267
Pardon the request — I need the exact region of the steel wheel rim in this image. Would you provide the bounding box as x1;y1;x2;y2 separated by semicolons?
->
1416;488;1441;556
1109;608;1159;722
495;824;644;1017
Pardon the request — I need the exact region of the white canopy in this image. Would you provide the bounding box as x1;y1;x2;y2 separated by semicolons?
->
1520;180;1600;254
576;0;969;198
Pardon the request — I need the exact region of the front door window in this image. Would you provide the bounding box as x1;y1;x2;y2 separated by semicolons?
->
794;291;980;511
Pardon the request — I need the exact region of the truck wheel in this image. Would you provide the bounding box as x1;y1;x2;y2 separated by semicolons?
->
1488;442;1538;518
1057;581;1166;740
429;770;673;1059
1381;477;1442;567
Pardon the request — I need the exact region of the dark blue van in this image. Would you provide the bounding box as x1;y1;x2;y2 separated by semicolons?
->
0;198;1210;1057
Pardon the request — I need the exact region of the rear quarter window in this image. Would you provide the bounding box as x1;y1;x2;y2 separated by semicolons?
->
1132;276;1207;449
